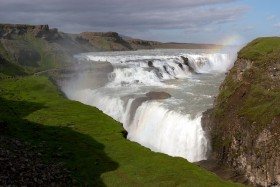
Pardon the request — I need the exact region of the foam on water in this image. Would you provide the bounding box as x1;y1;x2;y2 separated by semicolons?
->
64;49;237;162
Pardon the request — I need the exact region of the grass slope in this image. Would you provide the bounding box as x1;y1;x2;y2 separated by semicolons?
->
0;42;26;78
238;37;280;61
216;37;280;126
0;76;243;186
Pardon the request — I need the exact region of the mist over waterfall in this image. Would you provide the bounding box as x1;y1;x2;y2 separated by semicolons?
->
62;49;237;162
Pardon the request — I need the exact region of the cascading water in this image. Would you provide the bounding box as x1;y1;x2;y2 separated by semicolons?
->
62;49;236;162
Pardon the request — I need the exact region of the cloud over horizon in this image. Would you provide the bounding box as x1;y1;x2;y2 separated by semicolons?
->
0;0;249;42
274;22;280;28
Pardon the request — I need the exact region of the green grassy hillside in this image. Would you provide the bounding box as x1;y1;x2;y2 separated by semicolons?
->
216;37;280;125
0;76;243;186
205;37;280;186
0;24;99;78
238;37;280;61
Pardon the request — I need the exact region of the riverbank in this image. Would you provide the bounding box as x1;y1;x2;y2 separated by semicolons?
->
0;76;243;186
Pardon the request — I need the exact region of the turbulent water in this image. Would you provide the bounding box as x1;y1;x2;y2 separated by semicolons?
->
62;49;237;162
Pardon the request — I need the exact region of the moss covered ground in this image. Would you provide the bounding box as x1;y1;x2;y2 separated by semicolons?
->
0;42;26;78
214;37;280;126
238;37;280;61
0;76;244;186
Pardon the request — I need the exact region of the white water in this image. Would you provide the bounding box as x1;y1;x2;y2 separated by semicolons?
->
63;49;237;162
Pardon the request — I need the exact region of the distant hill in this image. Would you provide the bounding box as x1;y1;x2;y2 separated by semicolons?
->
0;23;224;78
0;24;98;77
155;42;223;49
80;32;133;51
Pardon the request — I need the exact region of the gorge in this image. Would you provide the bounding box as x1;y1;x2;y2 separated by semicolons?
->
1;24;280;186
61;49;237;162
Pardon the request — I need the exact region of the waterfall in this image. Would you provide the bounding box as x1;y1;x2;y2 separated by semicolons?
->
64;49;236;162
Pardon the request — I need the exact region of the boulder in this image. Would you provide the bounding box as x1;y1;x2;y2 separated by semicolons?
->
181;56;195;72
148;61;153;67
127;91;171;124
146;91;171;100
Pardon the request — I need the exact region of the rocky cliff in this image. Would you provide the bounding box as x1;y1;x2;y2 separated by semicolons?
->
126;39;161;49
0;24;167;78
202;37;280;186
0;24;101;77
80;32;133;51
0;24;59;41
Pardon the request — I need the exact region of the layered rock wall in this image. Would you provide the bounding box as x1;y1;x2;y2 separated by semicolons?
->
80;32;133;51
0;24;59;41
202;38;280;186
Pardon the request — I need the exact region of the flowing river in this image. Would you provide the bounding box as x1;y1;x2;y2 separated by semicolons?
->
62;49;237;162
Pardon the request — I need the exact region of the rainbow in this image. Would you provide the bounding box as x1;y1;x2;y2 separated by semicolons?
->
209;33;245;53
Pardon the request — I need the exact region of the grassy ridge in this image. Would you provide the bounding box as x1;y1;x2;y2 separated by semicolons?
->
0;35;56;77
215;37;280;125
0;42;26;78
0;76;243;186
238;37;280;61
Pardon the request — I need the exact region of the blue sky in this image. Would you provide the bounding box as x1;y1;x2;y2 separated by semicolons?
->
0;0;279;45
228;0;280;43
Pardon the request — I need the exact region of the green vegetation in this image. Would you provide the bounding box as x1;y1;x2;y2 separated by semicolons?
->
0;30;75;77
0;35;53;76
215;37;280;126
239;39;280;125
240;85;280;126
0;76;243;186
239;37;280;61
21;34;59;70
0;42;26;78
213;74;241;117
0;59;26;78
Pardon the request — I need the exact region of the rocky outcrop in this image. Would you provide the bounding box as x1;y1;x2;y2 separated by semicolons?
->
0;23;162;77
127;91;171;123
181;56;195;72
0;24;59;41
80;32;133;51
146;91;171;100
202;37;280;186
0;24;99;73
126;39;161;49
80;32;162;51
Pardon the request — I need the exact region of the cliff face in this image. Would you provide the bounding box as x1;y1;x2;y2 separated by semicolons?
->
126;39;161;49
202;37;280;186
0;24;102;77
0;24;164;77
80;32;133;51
0;24;59;41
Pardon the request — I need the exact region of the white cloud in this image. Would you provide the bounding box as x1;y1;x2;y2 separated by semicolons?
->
267;15;276;21
0;0;248;42
274;22;280;28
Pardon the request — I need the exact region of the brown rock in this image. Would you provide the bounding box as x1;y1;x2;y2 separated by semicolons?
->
146;91;171;100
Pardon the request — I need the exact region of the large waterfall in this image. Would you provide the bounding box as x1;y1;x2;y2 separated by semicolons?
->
62;49;236;162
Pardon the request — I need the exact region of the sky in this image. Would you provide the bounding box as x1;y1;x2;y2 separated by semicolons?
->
0;0;280;45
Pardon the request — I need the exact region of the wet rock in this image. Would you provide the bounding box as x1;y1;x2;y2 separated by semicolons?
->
146;91;171;100
181;56;195;72
128;91;171;124
181;56;189;65
148;60;153;67
120;130;128;138
178;63;183;69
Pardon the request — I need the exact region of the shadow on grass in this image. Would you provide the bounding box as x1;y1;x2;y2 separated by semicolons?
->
0;97;119;186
